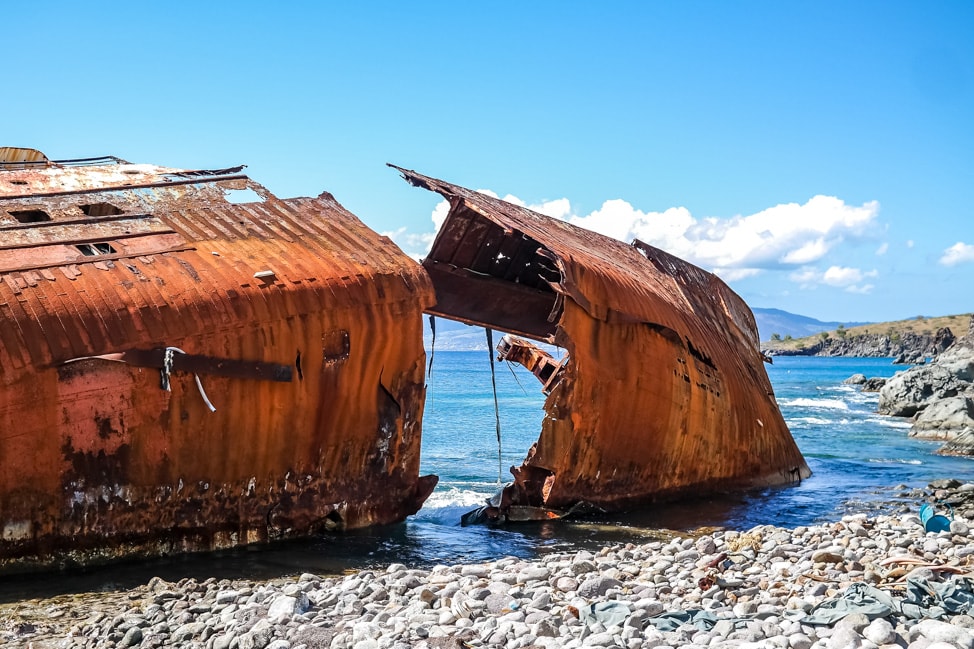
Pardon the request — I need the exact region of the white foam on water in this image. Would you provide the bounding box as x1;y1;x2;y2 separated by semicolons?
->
869;416;913;429
780;398;850;410
867;458;922;465
786;416;831;425
422;485;495;510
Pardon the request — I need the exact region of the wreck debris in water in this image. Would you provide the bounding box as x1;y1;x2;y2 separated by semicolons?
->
393;165;811;522
0;148;437;574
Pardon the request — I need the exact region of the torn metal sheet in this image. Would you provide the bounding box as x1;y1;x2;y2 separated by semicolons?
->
392;165;810;518
496;334;565;395
0;151;437;574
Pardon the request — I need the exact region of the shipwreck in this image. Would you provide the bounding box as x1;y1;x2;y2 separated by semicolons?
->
0;148;437;574
393;166;811;523
0;144;810;573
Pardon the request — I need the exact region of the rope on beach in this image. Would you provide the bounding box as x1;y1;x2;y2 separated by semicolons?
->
486;327;502;485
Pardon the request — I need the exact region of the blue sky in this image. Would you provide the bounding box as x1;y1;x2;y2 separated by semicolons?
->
7;2;972;323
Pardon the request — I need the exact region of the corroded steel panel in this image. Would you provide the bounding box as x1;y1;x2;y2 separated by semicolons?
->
394;165;810;517
0;153;436;574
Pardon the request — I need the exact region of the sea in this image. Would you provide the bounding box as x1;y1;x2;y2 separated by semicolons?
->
4;354;973;601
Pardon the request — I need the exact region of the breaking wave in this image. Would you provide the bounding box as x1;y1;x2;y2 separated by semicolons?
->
869;416;913;429
779;398;850;410
786;416;831;425
867;458;923;465
422;484;494;510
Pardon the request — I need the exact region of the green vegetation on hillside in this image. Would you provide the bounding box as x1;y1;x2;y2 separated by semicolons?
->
762;313;972;350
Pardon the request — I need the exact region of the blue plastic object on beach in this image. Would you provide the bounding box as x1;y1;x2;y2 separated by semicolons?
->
919;503;952;533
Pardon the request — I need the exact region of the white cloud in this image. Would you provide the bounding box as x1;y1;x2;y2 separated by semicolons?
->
431;199;450;232
789;265;878;293
822;266;878;287
381;226;434;261
566;195;879;272
906;240;915;248
875;242;889;256
789;268;821;289
712;267;762;282
940;242;974;266
389;190;884;290
779;238;829;265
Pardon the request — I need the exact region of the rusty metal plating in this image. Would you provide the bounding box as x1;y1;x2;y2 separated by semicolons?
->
393;165;810;518
0;151;437;574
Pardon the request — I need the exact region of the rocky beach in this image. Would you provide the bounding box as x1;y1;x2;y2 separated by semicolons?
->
4;480;974;649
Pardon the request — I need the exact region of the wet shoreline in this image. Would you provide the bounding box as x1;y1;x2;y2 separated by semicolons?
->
2;479;973;649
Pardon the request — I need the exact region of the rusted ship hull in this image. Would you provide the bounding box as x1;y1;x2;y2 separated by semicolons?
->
0;150;436;574
394;166;810;519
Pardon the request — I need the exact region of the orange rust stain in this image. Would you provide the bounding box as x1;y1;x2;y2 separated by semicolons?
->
395;165;809;516
0;154;436;573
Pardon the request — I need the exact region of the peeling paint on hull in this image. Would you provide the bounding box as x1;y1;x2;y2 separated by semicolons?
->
393;165;810;519
0;150;437;574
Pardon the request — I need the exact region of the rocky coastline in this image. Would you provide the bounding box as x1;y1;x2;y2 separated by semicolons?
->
867;317;974;457
3;481;974;649
765;329;955;359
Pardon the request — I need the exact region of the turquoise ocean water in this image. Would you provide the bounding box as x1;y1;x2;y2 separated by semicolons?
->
4;354;973;599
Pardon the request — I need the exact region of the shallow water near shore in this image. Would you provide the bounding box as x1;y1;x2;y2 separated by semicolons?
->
2;354;972;603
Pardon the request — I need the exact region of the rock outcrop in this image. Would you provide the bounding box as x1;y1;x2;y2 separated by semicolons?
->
767;327;955;359
875;316;974;455
877;365;964;417
910;396;974;440
941;428;974;456
892;350;925;365
862;377;887;392
844;374;887;392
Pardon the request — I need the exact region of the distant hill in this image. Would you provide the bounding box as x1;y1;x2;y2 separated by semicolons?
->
423;309;972;360
763;312;972;357
752;307;871;342
423;317;564;354
424;317;491;351
425;308;875;351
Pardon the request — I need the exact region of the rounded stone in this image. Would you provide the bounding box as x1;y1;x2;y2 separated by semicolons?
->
863;618;896;646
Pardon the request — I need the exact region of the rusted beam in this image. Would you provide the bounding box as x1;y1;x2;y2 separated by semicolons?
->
495;334;565;394
62;348;295;383
424;262;557;341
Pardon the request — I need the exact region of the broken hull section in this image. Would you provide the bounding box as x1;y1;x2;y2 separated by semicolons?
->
393;165;810;517
0;151;436;574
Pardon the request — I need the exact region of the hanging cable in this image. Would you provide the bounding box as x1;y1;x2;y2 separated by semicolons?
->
427;314;436;381
486;327;503;485
505;361;528;396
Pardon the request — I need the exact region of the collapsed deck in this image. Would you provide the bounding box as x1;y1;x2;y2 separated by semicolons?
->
394;166;810;517
0;149;436;573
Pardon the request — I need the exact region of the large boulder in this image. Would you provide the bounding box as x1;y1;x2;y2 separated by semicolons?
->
938;427;974;457
910;396;974;440
861;377;887;392
877;365;963;417
935;342;974;382
893;351;925;365
843;373;867;385
931;326;957;354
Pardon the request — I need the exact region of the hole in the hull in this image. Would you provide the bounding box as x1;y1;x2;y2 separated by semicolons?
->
417;318;553;524
10;209;51;223
80;202;123;217
77;242;117;256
